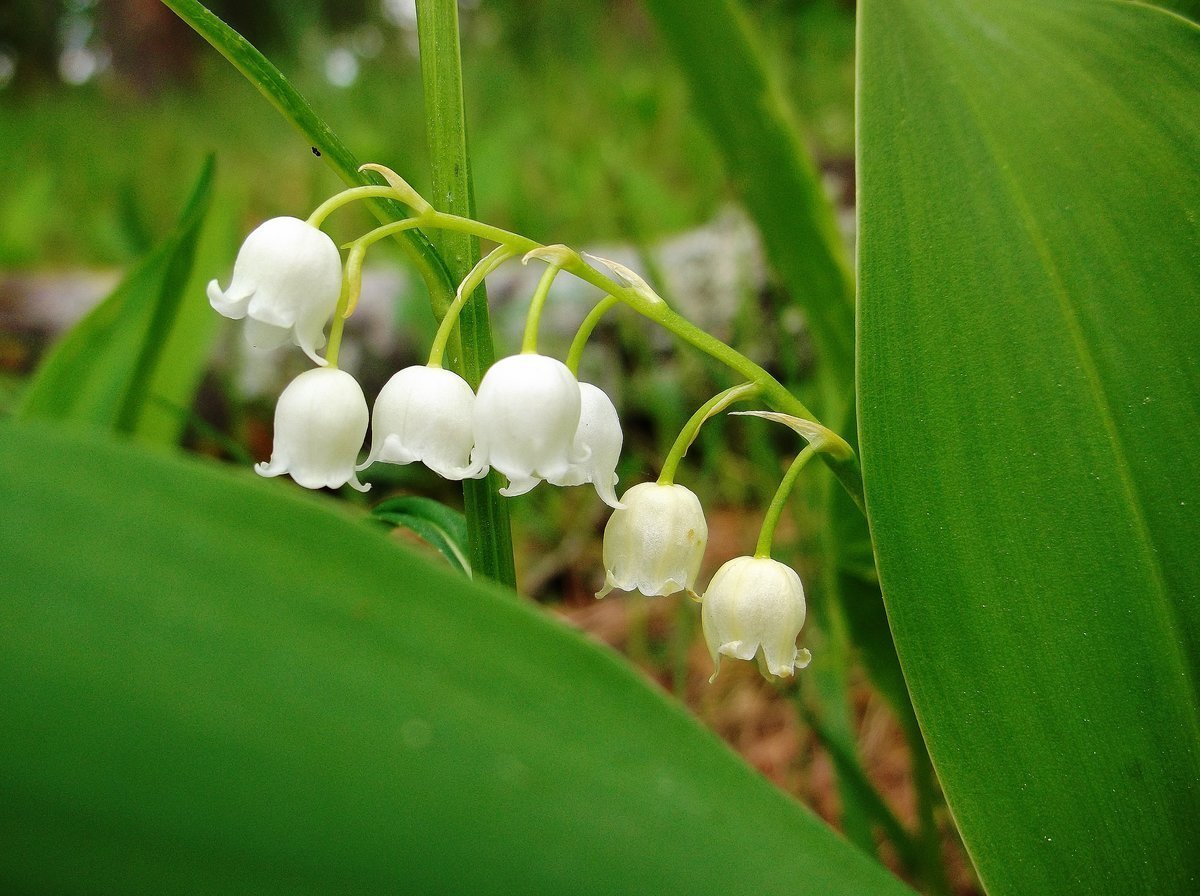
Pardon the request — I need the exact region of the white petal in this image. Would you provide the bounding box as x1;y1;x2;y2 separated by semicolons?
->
365;366;483;480
473;354;581;494
548;382;624;508
243;317;290;351
258;367;369;492
207;279;252;319
218;217;343;364
598;482;707;597
700;556;808;682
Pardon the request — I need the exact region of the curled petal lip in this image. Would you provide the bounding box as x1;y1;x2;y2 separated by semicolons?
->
207;280;253;319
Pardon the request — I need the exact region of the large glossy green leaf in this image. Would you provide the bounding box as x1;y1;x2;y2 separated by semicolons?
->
0;421;912;896
15;158;214;436
857;2;1200;894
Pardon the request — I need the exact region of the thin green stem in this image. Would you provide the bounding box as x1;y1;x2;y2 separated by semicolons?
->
428;245;516;368
756;443;820;558
404;209;828;424
306;185;400;228
324;268;355;369
350;217;426;253
316;201;865;512
658;383;760;485
521;263;563;354
416;0;514;588
567;294;621;375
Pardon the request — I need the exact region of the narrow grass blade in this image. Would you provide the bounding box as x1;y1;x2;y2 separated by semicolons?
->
415;0;515;587
160;0;453;311
161;0;516;586
16;158;214;436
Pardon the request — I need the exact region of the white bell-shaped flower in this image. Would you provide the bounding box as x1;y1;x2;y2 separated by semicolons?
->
547;382;624;508
597;482;707;598
360;365;486;480
256;367;370;492
701;556;812;682
207;216;343;366
472;353;585;497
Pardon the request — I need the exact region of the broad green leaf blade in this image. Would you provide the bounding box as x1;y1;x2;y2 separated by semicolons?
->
857;2;1200;894
641;0;856;388
373;495;471;575
15;158;214;434
0;421;913;896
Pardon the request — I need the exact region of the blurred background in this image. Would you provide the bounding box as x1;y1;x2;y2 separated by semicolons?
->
0;1;977;891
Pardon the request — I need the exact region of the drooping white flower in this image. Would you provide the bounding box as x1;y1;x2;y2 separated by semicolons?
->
360;365;486;480
597;482;707;598
701;556;811;682
256;367;370;492
547;382;623;508
472;353;585;497
207;216;343;366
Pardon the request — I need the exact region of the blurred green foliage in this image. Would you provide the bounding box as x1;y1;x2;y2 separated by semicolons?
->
0;0;855;269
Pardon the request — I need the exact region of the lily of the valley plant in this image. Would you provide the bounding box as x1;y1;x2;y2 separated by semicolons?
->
209;166;855;683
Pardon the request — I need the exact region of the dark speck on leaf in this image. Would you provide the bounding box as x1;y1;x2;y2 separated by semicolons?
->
312;146;321;157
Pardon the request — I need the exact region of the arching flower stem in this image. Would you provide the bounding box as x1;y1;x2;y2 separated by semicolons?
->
306;185;401;229
324;274;352;369
754;442;821;559
567;294;621;375
333;193;866;511
658;382;760;485
427;244;516;368
522;262;563;354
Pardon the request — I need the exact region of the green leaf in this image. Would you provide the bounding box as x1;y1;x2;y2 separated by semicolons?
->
372;495;471;576
15;158;214;435
641;0;855;389
857;2;1200;893
132;194;237;446
0;420;913;896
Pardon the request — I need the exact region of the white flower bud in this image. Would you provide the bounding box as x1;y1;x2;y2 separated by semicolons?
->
256;367;370;492
597;482;707;598
472;354;584;498
207;216;343;366
701;556;812;682
548;382;624;509
361;365;486;480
